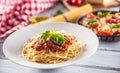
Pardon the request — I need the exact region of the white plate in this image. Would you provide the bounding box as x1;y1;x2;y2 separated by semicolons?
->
3;22;99;69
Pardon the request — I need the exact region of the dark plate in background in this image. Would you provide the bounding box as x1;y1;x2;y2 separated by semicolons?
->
77;10;120;41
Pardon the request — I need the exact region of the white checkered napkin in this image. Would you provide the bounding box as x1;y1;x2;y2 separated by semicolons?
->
0;0;58;39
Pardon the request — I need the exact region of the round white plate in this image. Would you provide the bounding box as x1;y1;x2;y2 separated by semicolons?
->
3;22;99;69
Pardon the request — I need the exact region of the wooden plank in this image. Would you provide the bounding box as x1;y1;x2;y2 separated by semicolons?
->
99;41;120;50
98;47;120;52
0;50;120;71
0;60;119;73
76;51;120;69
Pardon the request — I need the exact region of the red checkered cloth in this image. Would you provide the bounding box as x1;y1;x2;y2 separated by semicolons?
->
0;0;58;39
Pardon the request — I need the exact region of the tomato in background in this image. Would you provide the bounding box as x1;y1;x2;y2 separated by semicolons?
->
66;0;83;6
96;30;111;36
106;18;120;24
86;13;95;18
116;17;120;23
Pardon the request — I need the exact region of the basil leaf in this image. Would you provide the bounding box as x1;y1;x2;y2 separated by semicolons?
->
51;33;65;45
51;28;55;34
87;19;97;24
40;30;51;40
112;23;120;28
98;11;110;17
40;29;65;45
40;28;56;40
54;9;63;16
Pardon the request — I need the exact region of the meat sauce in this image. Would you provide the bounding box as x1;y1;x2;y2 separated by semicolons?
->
32;35;73;52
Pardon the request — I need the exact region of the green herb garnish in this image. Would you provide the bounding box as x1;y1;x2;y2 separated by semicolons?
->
51;33;65;45
41;30;51;40
54;9;64;16
40;29;55;40
97;11;110;17
87;19;97;24
40;29;65;45
112;23;120;28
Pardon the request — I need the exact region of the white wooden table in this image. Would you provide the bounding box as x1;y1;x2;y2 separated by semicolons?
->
0;3;120;73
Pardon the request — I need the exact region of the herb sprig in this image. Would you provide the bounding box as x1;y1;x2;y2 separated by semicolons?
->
97;12;110;17
112;23;120;28
40;29;65;45
87;19;97;24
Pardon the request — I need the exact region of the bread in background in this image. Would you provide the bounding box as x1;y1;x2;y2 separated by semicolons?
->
85;0;119;7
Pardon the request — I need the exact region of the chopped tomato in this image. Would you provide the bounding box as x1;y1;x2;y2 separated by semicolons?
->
106;18;117;24
86;13;95;18
114;31;120;34
116;17;120;23
96;30;111;36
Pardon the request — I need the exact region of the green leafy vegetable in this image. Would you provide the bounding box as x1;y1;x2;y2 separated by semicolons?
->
54;9;64;16
40;29;65;45
40;29;55;40
40;30;51;40
112;23;120;28
87;19;97;24
51;33;65;45
97;11;110;17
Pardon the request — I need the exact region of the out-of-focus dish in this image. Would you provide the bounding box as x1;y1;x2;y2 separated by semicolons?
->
22;29;84;64
86;0;120;7
3;22;98;69
77;10;120;41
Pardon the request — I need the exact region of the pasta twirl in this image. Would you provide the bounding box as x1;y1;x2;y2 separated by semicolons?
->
22;30;84;64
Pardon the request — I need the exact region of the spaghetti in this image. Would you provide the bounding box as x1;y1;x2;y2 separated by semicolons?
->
22;30;84;64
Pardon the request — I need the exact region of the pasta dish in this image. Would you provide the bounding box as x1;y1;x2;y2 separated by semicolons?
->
80;11;120;36
22;29;84;64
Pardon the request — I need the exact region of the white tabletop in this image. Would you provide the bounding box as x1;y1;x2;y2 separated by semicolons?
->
0;2;120;73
